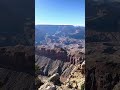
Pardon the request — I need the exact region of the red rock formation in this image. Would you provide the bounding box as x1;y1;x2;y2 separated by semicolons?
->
36;47;85;65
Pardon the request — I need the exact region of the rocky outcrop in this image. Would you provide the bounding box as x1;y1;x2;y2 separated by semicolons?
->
86;41;120;90
86;31;120;43
36;47;68;61
37;65;85;90
0;68;34;90
39;82;56;90
35;55;73;77
113;82;120;90
0;45;34;74
36;46;85;65
68;53;85;65
0;45;35;89
64;64;85;90
48;73;60;83
38;70;85;90
38;73;61;90
35;46;85;90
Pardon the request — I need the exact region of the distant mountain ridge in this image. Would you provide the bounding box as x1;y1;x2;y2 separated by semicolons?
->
35;25;85;45
35;25;84;34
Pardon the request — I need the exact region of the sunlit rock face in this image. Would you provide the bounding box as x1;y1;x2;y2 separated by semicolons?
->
35;25;85;90
35;46;84;65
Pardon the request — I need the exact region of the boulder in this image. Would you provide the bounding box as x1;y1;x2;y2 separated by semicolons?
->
38;82;56;90
113;82;120;90
48;73;60;84
35;77;43;89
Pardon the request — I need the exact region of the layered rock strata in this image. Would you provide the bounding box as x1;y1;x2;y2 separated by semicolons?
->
0;45;34;74
35;46;85;65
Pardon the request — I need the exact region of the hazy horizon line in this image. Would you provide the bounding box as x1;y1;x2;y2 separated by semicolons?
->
35;24;85;27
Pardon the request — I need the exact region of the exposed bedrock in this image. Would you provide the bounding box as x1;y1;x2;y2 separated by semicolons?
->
35;47;85;65
0;45;34;74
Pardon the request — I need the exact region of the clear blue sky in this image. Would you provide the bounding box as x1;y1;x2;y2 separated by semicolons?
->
35;0;85;26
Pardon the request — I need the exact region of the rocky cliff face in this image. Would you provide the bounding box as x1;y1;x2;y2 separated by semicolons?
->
0;68;34;90
86;31;120;90
86;30;120;42
35;46;85;90
0;45;34;75
35;46;85;65
36;47;68;62
37;64;85;90
0;45;35;89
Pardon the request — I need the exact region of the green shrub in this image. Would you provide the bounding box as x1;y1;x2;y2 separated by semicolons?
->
35;65;40;71
81;83;85;90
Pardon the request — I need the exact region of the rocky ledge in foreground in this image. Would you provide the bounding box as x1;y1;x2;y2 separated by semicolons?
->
37;64;85;90
0;68;34;90
35;46;85;90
